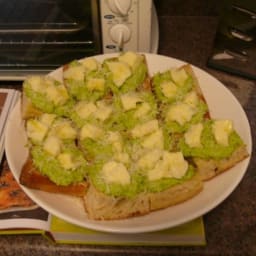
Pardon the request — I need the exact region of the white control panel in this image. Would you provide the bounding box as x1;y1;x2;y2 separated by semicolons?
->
100;0;152;53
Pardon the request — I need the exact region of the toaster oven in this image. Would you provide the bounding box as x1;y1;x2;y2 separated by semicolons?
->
0;0;158;80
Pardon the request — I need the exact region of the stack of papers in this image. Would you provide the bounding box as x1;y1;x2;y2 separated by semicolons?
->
0;89;20;161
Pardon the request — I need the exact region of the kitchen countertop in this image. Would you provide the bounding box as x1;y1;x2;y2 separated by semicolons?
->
1;15;256;256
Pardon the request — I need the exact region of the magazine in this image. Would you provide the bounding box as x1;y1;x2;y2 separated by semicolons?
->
0;89;20;162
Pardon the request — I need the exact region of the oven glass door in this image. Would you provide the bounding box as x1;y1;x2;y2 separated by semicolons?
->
0;0;101;78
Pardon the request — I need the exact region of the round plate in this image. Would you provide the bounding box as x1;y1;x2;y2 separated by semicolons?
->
5;53;252;233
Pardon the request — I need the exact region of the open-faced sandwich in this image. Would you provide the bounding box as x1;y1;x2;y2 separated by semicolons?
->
19;51;249;220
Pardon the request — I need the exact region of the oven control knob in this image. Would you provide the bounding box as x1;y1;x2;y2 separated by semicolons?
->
110;24;131;50
107;0;132;16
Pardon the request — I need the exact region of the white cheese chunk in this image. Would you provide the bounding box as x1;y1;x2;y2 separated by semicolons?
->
39;113;56;128
184;123;203;148
45;84;69;105
134;102;151;118
163;151;188;179
57;153;78;170
131;119;159;138
147;151;188;181
183;91;199;107
147;161;167;181
75;101;97;119
102;161;130;185
80;57;99;72
43;136;61;156
137;149;162;170
27;76;44;93
160;80;178;98
120;92;142;111
106;61;132;87
170;68;188;86
51;120;77;140
141;129;164;149
26;119;48;143
63;65;84;81
118;51;138;68
113;152;130;164
86;78;105;92
212;120;233;146
106;131;123;152
166;102;196;125
94;101;113;121
80;124;103;140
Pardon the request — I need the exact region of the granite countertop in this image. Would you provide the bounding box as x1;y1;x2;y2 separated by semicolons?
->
1;10;256;256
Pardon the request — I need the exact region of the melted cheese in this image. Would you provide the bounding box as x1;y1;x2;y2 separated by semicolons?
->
43;136;61;156
131;119;159;138
80;124;103;140
212;120;233;146
184;123;203;147
86;78;105;92
170;68;188;86
107;61;132;87
102;161;130;185
166;102;196;125
160;81;178;98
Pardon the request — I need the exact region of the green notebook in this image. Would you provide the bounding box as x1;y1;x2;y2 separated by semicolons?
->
50;215;206;246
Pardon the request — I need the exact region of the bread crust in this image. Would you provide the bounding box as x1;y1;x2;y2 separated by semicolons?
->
181;64;211;119
20;156;88;197
193;145;249;181
83;172;203;220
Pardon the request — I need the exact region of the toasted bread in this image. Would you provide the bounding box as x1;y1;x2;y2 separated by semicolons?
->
193;145;249;181
83;172;203;220
20;156;88;197
18;52;249;221
181;64;211;119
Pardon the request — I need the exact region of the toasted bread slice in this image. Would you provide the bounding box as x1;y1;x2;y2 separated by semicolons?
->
193;145;249;181
83;172;203;220
20;156;88;197
181;64;211;119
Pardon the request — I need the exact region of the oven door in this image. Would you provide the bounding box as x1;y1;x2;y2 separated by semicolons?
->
0;0;101;80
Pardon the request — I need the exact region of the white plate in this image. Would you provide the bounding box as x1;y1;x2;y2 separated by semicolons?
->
5;53;252;233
